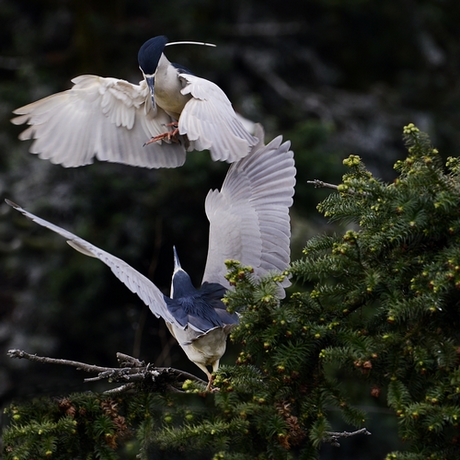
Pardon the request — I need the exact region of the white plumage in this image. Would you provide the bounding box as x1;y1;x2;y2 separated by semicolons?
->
11;36;258;169
7;127;296;388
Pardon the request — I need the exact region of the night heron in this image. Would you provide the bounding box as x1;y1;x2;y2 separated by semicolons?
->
11;35;258;169
6;129;295;389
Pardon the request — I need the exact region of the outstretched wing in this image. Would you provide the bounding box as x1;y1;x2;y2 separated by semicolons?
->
178;73;258;163
11;75;186;169
6;199;180;326
202;129;296;294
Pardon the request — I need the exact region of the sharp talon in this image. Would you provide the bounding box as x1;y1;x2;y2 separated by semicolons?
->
206;374;215;392
144;125;180;146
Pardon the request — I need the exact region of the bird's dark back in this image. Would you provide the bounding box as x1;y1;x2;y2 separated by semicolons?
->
166;277;237;332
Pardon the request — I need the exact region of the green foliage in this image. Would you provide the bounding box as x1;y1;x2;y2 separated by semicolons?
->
3;393;132;460
4;125;460;459
291;123;460;458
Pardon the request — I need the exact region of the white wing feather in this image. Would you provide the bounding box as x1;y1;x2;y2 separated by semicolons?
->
202;132;296;292
6;200;180;326
178;73;258;163
12;75;186;169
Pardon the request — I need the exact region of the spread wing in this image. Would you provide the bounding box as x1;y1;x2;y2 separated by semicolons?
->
5;199;181;327
11;75;186;169
202;128;296;294
178;73;258;163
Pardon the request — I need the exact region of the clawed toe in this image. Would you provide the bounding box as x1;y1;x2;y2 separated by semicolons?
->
144;123;180;146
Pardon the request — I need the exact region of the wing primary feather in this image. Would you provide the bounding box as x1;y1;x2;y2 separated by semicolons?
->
201;134;296;291
5;199;180;326
11;76;188;169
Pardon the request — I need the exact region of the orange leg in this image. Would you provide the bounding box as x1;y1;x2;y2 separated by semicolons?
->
144;122;180;146
206;374;215;392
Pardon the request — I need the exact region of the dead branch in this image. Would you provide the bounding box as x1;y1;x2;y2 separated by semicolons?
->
307;179;339;190
7;349;207;392
323;427;371;447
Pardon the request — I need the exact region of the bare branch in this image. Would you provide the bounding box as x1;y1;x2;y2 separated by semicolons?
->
307;179;339;190
7;348;207;392
323;427;371;447
7;349;113;373
307;179;367;197
116;352;145;368
103;383;136;394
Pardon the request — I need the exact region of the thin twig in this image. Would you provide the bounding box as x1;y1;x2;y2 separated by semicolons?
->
83;370;149;383
103;383;136;394
323;427;371;447
307;179;339;190
307;179;366;197
116;352;145;368
7;349;114;373
156;367;208;383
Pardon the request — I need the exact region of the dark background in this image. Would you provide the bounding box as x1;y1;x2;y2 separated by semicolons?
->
2;1;460;458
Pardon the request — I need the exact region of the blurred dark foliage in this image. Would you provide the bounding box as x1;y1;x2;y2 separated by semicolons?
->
1;0;460;457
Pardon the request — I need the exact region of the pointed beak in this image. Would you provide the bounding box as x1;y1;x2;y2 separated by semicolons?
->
173;246;182;272
145;75;156;110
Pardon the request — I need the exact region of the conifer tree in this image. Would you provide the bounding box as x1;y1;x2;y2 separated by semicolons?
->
3;124;460;459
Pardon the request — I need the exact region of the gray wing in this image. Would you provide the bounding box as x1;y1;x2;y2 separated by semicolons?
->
202;129;296;293
11;75;186;169
6;199;180;326
178;73;259;163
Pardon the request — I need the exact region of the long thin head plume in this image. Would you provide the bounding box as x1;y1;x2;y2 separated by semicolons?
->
165;40;216;48
138;37;216;75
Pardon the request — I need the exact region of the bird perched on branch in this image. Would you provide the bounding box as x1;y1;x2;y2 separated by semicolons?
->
11;35;258;169
6;128;295;389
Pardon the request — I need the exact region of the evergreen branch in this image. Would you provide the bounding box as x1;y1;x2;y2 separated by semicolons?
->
7;349;207;391
323;427;371;447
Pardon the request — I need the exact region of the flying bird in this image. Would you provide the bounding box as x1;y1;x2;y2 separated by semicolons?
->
6;131;295;389
11;35;258;169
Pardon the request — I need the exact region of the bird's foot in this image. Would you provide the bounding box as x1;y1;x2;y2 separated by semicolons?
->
144;123;180;146
205;377;221;392
205;374;216;392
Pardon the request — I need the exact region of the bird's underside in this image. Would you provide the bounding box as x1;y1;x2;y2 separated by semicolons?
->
166;322;235;388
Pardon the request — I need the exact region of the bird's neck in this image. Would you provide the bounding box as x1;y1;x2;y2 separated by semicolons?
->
170;269;196;299
154;54;190;119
